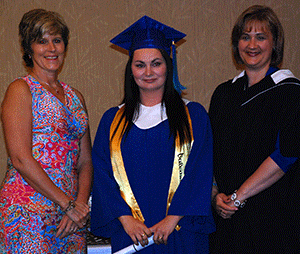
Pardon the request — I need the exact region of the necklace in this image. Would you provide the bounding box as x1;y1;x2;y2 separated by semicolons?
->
31;73;60;94
43;81;60;94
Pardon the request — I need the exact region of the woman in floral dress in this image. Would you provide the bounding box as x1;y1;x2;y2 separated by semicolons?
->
0;9;93;253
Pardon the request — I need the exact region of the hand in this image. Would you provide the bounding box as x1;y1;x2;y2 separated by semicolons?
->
149;215;183;245
213;193;238;219
64;200;90;228
56;215;79;239
119;215;152;247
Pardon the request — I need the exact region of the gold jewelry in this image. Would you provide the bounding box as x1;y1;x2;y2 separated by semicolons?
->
141;233;145;237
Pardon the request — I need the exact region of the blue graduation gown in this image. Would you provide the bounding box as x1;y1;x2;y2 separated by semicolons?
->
91;101;215;253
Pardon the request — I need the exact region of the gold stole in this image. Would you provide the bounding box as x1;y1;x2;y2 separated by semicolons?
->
110;105;194;226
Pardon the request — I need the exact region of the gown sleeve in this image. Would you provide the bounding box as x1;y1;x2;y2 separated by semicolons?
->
90;107;132;237
270;134;297;173
279;81;300;157
276;78;300;157
167;102;215;234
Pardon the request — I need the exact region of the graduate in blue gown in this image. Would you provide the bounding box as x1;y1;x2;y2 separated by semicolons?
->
91;16;215;253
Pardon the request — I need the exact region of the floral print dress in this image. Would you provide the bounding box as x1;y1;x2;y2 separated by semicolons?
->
0;75;88;253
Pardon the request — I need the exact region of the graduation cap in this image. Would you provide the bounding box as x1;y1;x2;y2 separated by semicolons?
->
110;16;187;93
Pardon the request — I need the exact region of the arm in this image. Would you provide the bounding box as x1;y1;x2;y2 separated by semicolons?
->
218;156;285;219
230;156;285;203
72;88;93;205
1;79;71;209
56;89;93;238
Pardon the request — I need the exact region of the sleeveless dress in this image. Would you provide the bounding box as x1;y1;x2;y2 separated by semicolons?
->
0;75;88;253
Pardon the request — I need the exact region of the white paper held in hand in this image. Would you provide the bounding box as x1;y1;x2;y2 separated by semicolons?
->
113;235;154;254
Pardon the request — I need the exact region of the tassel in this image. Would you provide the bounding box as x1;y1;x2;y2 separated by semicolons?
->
172;41;186;94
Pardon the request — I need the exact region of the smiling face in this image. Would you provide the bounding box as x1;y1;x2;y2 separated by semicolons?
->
131;48;167;95
238;21;274;73
31;33;65;74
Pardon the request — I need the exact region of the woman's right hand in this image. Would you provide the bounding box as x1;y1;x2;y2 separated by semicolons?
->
56;215;79;239
212;193;238;219
119;215;152;246
63;200;90;228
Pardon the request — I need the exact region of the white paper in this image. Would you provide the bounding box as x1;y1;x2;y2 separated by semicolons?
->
114;235;154;254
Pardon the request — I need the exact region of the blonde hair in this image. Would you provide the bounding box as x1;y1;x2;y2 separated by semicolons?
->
19;9;69;67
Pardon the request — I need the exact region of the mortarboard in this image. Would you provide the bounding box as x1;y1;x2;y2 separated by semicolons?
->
110;16;187;93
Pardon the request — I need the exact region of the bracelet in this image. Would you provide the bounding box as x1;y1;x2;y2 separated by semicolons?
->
63;200;76;213
230;190;247;208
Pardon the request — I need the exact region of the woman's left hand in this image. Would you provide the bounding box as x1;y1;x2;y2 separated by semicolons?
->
56;215;79;239
213;193;238;219
149;215;183;245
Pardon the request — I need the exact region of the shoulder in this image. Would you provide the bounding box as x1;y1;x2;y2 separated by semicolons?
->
210;80;236;108
209;73;245;111
6;78;31;94
186;101;210;126
270;69;300;98
102;106;120;121
98;106;120;129
213;77;239;96
65;84;88;108
214;71;246;93
94;106;120;143
1;78;32;121
2;78;31;105
186;101;207;116
271;69;300;85
71;86;84;101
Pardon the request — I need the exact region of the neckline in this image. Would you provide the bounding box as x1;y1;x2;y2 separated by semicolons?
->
140;102;162;109
133;102;167;130
28;74;67;107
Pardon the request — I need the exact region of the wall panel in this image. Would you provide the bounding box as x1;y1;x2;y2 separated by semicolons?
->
0;0;299;182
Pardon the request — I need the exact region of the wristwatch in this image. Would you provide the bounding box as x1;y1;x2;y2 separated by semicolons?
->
230;190;246;208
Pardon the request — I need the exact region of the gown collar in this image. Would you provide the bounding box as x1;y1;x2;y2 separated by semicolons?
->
132;98;190;129
232;68;296;86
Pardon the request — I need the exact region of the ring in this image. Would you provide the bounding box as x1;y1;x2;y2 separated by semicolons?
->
141;233;145;237
159;236;163;240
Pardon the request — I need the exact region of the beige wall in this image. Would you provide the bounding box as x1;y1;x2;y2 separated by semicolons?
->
1;0;300;183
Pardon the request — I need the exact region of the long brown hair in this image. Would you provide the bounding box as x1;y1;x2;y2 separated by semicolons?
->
111;48;192;147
